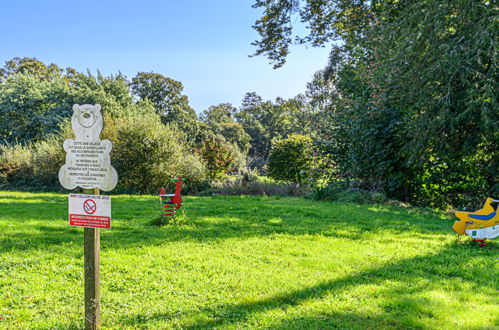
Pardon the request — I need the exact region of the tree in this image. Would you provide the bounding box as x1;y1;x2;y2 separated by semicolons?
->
237;92;315;167
200;103;237;124
0;60;149;145
276;95;316;137
130;72;199;137
305;69;337;114
0;57;62;82
0;75;71;144
196;137;237;180
251;0;372;68
267;134;315;184
201;103;251;155
237;93;281;164
252;0;498;207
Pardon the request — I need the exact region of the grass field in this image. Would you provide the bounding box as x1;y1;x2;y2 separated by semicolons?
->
0;191;497;329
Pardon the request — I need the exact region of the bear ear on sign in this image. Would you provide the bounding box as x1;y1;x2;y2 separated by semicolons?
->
72;104;80;112
95;104;102;112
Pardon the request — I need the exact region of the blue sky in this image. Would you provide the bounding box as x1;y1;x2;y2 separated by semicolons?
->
0;0;331;112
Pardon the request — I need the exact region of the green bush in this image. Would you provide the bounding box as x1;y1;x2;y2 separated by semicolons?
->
324;106;406;196
267;134;315;184
196;138;238;180
0;136;65;190
410;154;495;210
110;113;207;193
0;110;208;193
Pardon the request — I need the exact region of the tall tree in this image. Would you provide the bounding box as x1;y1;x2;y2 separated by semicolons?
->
200;103;238;124
130;72;199;136
0;59;147;145
236;92;315;168
305;69;337;113
252;0;497;206
201;103;251;155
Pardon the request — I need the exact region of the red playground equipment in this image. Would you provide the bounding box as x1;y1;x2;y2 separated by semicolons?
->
159;177;186;217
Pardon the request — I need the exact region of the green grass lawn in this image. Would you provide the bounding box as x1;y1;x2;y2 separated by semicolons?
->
0;191;497;329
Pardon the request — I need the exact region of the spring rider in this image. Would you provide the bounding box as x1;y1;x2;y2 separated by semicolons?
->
159;177;186;217
452;197;499;245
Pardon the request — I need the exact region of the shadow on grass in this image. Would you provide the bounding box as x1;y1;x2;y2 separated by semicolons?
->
1;193;497;328
117;244;497;328
0;194;466;254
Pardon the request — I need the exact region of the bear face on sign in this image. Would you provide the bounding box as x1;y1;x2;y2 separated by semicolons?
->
72;104;103;141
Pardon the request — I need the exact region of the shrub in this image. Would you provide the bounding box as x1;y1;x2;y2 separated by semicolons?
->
0;109;208;193
239;166;259;183
267;134;315;184
29;137;66;187
324;106;407;195
0;136;65;190
110;113;207;193
196;138;237;180
0;144;32;187
311;181;388;204
198;176;307;197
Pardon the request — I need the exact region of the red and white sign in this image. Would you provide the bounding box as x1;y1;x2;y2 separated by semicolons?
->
69;194;111;229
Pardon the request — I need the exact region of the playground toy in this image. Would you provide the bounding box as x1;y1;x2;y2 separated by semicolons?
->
159;177;186;217
452;197;499;245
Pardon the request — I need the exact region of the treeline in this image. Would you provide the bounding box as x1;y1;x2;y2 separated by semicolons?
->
0;57;318;194
0;43;497;209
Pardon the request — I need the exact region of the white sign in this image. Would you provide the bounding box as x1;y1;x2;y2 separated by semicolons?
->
59;104;118;191
69;194;111;229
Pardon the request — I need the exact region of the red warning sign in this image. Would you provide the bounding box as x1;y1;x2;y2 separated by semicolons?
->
69;194;111;229
83;199;97;214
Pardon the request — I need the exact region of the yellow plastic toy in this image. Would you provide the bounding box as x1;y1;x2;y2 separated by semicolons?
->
452;197;499;245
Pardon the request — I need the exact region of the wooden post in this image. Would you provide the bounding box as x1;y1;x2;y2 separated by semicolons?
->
83;188;100;330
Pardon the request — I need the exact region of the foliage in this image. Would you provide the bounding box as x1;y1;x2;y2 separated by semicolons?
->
0;75;71;144
110;112;207;194
0;191;497;328
0;70;140;145
236;92;315;167
311;181;388;204
0;57;62;82
201;103;251;154
200;102;238;124
70;72;134;115
305;69;337;113
0;57;322;195
251;0;371;68
326;106;407;195
0;136;65;190
0;59;200;148
0;107;207;193
268;134;315;184
196;138;237;180
130;72;200;138
411;153;496;210
252;0;498;208
277;95;317;138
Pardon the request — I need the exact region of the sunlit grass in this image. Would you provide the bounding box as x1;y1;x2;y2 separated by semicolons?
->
0;191;497;328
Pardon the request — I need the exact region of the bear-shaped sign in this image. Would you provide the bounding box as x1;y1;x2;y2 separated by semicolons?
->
58;104;118;191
